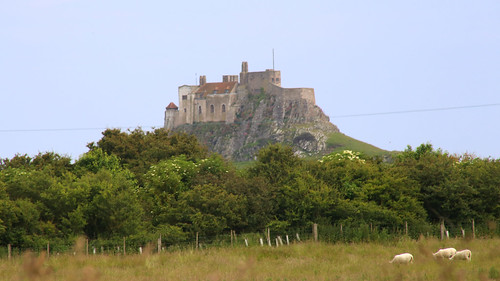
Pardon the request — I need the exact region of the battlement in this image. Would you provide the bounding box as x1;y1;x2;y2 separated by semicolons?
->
239;61;281;90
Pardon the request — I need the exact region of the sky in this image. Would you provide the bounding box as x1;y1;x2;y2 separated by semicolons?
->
1;0;499;161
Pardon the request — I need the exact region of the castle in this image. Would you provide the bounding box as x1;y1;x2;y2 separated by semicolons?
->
164;62;317;129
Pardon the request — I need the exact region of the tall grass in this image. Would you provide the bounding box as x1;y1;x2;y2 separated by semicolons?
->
1;237;499;280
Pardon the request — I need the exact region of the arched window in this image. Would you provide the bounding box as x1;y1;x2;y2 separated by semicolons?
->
210;104;214;113
198;106;202;114
222;104;226;113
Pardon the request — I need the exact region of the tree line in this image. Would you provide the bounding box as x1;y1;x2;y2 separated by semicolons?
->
1;128;499;250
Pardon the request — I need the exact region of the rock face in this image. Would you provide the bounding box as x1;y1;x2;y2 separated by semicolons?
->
173;88;339;162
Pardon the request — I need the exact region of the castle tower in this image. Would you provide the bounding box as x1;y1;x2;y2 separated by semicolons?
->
164;102;179;130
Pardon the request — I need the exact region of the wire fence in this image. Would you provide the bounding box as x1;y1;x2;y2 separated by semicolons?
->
1;220;498;259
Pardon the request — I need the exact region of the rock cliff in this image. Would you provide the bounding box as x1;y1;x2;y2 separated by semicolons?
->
173;88;340;162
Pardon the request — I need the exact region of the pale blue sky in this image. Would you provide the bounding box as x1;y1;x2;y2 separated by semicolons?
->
1;0;499;160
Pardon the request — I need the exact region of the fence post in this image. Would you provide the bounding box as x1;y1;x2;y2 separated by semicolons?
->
286;235;289;245
275;238;279;247
47;242;50;258
123;237;126;255
440;219;445;240
230;230;234;247
340;224;343;234
158;234;162;253
196;232;199;250
244;238;248;247
8;244;11;260
313;223;318;242
86;239;89;256
461;228;465;238
259;238;264;246
472;219;475;239
405;221;408;236
296;233;301;242
267;228;271;246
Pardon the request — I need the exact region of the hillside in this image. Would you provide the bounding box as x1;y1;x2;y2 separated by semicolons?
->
173;88;389;161
325;132;390;157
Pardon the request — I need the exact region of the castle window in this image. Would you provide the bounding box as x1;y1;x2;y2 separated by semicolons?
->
222;104;226;113
182;95;187;100
272;78;275;82
198;106;202;114
210;104;214;113
276;78;280;82
224;89;229;93
213;90;217;94
184;108;186;113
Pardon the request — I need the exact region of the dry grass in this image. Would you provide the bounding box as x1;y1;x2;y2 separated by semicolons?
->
1;237;500;280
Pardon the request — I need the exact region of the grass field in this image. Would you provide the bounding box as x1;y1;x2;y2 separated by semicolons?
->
1;237;499;280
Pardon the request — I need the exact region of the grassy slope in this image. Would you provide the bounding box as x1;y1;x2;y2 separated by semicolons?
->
2;238;499;280
326;132;394;157
234;132;393;168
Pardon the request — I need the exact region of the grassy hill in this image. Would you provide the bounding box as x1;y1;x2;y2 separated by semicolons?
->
233;133;395;168
325;132;394;157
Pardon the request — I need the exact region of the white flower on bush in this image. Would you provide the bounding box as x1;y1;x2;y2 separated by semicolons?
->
320;150;365;163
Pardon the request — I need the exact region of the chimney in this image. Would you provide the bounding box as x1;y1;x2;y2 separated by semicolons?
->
199;75;206;86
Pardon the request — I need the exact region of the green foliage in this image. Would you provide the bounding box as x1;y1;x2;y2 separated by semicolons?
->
179;183;247;236
250;143;301;186
78;169;144;239
144;155;198;195
1;135;500;249
74;148;124;175
88;128;208;182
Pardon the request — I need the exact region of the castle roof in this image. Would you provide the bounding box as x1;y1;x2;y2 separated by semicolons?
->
166;102;178;109
195;81;237;97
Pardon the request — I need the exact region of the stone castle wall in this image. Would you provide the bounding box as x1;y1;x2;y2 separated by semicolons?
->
165;62;318;130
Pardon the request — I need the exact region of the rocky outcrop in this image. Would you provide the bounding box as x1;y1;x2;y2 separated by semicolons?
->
173;88;339;162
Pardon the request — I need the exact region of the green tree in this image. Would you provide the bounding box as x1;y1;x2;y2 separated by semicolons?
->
179;183;246;236
88;128;208;181
77;170;144;239
249;144;301;186
395;144;458;223
224;173;275;232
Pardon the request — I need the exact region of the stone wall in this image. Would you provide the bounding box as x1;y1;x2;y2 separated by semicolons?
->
244;70;281;93
177;85;199;125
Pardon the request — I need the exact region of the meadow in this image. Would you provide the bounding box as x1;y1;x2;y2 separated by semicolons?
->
1;237;499;281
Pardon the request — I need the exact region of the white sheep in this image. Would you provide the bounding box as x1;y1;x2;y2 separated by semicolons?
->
390;253;414;264
433;247;457;259
449;249;472;261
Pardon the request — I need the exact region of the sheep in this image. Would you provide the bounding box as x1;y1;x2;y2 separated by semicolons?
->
449;249;472;261
433;247;457;259
390;253;414;264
